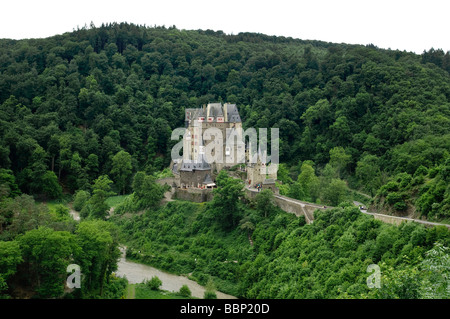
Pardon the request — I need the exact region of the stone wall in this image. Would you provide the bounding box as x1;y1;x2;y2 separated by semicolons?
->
156;177;178;187
244;188;325;223
174;188;214;203
180;170;211;188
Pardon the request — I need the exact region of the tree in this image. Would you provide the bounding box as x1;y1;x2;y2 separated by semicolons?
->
17;227;79;298
3;194;52;238
323;178;348;206
296;162;320;202
0;240;22;295
88;175;115;220
132;171;164;210
0;169;21;198
211;171;244;230
40;171;63;199
74;220;121;296
254;189;276;218
356;154;382;196
329;147;351;179
73;190;90;212
420;243;450;299
145;276;162;290
110;150;132;195
203;277;217;299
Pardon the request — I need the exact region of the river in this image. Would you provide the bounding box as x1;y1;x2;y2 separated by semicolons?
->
69;206;236;299
115;247;236;299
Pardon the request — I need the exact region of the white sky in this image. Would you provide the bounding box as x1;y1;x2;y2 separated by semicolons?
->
0;0;449;54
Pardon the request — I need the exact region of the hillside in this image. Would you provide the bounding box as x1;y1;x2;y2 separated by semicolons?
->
1;23;450;300
0;22;449;218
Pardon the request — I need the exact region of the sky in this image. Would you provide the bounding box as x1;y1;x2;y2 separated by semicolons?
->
0;0;449;54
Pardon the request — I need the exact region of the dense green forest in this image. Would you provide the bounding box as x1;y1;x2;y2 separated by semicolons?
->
1;22;449;299
111;172;450;298
0;22;449;217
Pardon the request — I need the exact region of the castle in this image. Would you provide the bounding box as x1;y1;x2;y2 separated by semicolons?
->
172;103;277;198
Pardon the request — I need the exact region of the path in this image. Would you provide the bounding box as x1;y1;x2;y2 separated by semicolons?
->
353;201;450;229
246;184;450;229
125;284;135;299
68;203;80;221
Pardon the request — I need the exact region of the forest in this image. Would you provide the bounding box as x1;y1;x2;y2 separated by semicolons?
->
0;22;449;298
111;173;450;299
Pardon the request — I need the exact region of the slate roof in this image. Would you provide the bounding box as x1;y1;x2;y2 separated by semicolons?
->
185;103;241;123
180;154;211;171
208;103;224;117
226;104;241;123
185;108;206;122
202;174;215;185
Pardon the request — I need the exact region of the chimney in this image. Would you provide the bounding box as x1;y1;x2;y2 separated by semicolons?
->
206;103;211;117
223;103;228;122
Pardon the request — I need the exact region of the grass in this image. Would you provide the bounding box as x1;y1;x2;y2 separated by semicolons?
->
125;284;136;299
36;198;71;214
106;195;129;207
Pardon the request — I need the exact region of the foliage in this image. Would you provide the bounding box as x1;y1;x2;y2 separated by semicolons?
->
179;284;192;297
145;276;162;290
0;23;448;217
73;190;90;211
111;190;450;299
0;22;450;299
114;171;164;214
0;240;22;295
87;175;115;219
17;226;78;298
134;282;194;299
110;150;132;195
74;220;121;297
210;171;245;230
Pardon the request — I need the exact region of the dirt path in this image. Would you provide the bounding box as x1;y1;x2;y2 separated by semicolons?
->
68;203;80;221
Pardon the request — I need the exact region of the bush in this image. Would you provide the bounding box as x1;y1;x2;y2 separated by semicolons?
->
386;192;403;204
73;190;90;211
393;201;407;211
414;165;428;177
54;204;70;219
145;276;162;290
203;290;217;299
179;284;192;297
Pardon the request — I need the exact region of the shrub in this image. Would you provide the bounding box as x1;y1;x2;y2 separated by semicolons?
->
411;175;424;186
393;201;407;211
378;181;399;196
203;290;217;299
386;192;403;204
54;204;70;219
414;165;428;177
145;276;162;290
179;284;192;297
